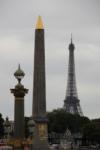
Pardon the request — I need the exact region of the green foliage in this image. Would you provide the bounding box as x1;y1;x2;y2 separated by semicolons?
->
48;109;69;133
47;109;90;134
0;113;4;138
92;118;100;123
82;121;100;143
82;123;95;139
47;109;100;143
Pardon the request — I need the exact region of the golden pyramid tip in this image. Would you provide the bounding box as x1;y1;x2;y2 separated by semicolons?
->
36;16;44;29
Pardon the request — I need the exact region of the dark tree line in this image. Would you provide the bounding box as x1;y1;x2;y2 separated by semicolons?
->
47;109;90;134
82;119;100;143
47;109;100;143
0;113;4;138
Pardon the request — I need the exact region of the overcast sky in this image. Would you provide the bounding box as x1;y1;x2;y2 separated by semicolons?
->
0;0;100;120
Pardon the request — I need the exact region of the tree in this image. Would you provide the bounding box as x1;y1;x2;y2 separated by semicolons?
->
47;109;90;134
82;123;95;141
0;113;4;138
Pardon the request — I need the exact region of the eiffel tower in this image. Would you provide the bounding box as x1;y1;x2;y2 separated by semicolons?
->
63;36;83;116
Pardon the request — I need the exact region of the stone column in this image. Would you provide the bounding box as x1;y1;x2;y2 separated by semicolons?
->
11;65;28;149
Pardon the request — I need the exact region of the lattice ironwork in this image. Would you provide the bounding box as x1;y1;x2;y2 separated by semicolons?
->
64;38;83;116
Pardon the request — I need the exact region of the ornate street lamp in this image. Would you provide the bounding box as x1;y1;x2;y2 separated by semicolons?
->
27;117;35;139
4;117;11;139
10;65;28;150
14;64;25;84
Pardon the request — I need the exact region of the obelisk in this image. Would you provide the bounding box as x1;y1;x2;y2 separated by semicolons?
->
32;16;49;150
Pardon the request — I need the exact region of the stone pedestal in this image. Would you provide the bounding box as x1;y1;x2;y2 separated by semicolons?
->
33;123;49;150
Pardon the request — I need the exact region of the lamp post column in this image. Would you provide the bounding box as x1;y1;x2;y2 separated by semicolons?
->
10;65;28;149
